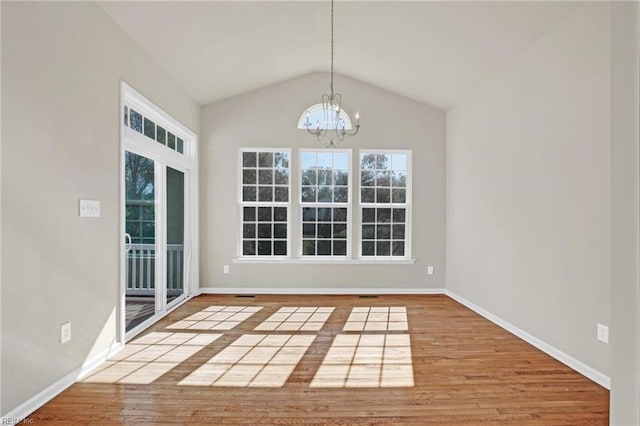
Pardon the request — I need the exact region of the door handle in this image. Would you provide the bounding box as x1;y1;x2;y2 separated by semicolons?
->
125;233;132;252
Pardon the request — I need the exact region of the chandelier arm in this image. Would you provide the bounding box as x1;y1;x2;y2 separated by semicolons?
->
343;125;360;137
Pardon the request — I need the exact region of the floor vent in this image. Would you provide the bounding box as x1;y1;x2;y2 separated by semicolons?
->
358;295;379;298
235;295;256;298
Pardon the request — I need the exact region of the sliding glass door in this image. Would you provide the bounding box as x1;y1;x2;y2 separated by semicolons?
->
123;152;191;337
125;151;157;331
166;166;185;305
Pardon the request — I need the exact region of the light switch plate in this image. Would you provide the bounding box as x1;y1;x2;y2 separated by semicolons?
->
60;322;71;344
597;323;609;344
427;266;434;275
79;199;100;217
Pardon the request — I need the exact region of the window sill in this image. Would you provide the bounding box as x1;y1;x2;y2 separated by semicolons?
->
232;257;416;265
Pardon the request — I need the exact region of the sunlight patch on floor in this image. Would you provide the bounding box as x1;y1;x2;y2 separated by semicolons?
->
166;305;263;331
310;334;414;388
83;332;222;384
179;334;316;387
343;306;408;331
254;306;334;331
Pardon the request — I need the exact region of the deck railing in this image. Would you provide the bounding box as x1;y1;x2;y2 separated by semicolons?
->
126;244;184;295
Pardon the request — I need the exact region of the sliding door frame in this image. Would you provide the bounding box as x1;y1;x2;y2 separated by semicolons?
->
119;82;199;343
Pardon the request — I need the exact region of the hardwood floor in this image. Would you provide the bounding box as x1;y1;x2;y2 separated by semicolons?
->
29;295;609;425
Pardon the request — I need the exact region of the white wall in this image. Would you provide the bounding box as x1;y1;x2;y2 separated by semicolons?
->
610;2;640;424
200;72;446;291
446;2;610;377
1;2;200;415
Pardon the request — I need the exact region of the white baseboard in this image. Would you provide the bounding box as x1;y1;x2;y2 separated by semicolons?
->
2;342;123;421
76;343;124;381
445;290;610;389
198;287;446;295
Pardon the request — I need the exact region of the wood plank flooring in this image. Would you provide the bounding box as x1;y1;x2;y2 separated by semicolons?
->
28;295;609;424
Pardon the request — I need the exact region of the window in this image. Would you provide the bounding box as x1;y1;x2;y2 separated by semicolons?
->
300;150;351;257
124;105;185;154
360;151;411;258
237;148;412;262
297;104;354;130
240;149;290;257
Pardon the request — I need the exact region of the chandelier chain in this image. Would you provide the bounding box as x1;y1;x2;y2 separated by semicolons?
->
330;0;334;97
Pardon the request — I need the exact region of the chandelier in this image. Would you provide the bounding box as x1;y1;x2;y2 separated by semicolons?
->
304;0;360;147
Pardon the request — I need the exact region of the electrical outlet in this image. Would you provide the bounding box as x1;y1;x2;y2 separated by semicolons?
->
427;266;434;275
60;322;71;344
223;264;230;274
79;199;100;217
597;323;609;344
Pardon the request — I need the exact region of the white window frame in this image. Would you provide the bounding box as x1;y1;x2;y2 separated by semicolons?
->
298;148;353;259
238;148;292;258
233;148;415;265
358;149;412;260
123;93;195;163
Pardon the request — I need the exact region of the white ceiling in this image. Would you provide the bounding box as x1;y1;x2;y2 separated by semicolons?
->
98;1;580;109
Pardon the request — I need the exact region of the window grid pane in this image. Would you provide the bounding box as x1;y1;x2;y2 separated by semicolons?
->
124;105;186;156
301;207;348;257
301;151;349;205
361;207;406;258
300;150;350;258
241;150;290;257
242;151;290;204
360;151;410;258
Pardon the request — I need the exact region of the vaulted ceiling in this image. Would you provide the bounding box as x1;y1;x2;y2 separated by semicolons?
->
98;1;580;109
